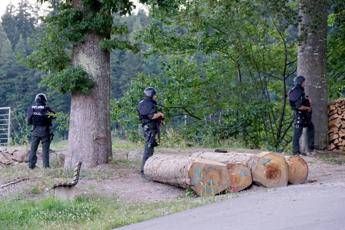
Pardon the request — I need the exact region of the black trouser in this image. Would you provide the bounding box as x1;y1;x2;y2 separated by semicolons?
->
292;121;314;155
141;124;157;174
29;134;51;169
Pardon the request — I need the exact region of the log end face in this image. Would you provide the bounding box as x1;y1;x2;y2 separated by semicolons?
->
252;152;288;188
189;159;229;196
227;163;252;192
286;156;309;184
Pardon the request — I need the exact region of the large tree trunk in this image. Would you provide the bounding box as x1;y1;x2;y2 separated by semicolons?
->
297;0;329;150
191;151;288;188
65;33;112;169
65;1;112;169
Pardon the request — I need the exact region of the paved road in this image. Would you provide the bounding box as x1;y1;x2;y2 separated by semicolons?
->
117;182;345;230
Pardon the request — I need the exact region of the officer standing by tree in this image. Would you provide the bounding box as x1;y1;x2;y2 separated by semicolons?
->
27;93;55;169
288;76;315;155
138;87;164;176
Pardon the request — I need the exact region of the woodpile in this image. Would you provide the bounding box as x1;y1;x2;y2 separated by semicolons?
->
328;99;345;152
144;151;309;196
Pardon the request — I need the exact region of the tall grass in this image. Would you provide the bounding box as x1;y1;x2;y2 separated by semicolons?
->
0;195;218;230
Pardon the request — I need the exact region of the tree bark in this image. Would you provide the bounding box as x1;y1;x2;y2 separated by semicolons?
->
65;0;112;168
297;0;329;150
144;154;193;188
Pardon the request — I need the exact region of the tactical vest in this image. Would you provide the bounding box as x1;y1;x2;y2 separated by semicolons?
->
138;99;157;125
31;105;51;126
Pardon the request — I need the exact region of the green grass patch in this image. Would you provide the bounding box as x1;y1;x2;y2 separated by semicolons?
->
112;138;140;150
0;195;220;230
50;140;68;151
317;153;345;165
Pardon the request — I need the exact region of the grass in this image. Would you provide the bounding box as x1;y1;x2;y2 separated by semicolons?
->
112;138;140;150
0;139;249;229
316;152;345;165
0;194;223;230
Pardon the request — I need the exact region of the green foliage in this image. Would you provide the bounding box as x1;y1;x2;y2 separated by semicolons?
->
327;1;345;99
0;194;216;230
114;0;297;150
27;22;70;73
0;197;99;227
41;67;94;94
53;111;69;139
29;0;141;94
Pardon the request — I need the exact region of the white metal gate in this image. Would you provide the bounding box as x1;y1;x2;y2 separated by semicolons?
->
0;107;11;146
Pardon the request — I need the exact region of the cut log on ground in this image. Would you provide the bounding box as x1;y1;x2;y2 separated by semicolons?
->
191;151;288;188
0;152;12;165
191;152;252;192
144;154;230;196
144;154;193;188
227;163;252;192
249;152;288;188
285;156;308;184
188;159;229;196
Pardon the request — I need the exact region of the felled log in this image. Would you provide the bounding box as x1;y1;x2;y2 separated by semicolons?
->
285;156;308;184
10;150;28;162
249;152;288;188
191;152;252;192
144;154;230;196
0;152;12;165
144;154;193;188
191;151;288;188
188;159;229;196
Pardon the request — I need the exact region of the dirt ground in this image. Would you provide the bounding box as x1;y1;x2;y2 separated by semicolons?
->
0;147;345;203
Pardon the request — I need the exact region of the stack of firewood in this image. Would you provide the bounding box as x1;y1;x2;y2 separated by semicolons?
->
328;99;345;151
144;151;308;196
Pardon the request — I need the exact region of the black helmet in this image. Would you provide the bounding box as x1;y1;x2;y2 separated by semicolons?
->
144;87;156;98
294;75;305;86
35;93;47;105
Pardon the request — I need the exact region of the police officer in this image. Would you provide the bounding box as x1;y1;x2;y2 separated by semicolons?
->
138;87;164;176
27;93;55;169
288;76;315;155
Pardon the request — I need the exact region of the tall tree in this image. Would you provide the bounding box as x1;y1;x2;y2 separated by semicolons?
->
31;0;153;168
297;0;329;150
0;24;13;65
66;0;112;168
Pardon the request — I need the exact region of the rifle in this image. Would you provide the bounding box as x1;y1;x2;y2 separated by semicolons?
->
156;104;165;145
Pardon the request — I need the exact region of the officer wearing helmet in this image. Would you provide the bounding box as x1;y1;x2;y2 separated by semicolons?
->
138;87;164;176
27;93;55;169
288;76;314;155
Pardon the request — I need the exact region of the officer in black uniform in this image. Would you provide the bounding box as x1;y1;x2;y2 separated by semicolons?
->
138;87;164;175
27;93;55;169
288;76;314;155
